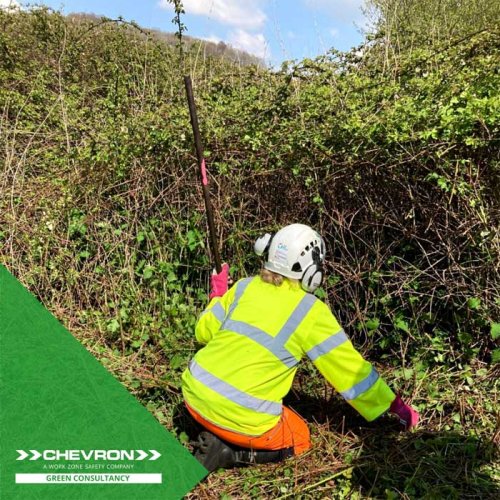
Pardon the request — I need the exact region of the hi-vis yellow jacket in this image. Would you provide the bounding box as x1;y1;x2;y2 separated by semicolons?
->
182;276;395;436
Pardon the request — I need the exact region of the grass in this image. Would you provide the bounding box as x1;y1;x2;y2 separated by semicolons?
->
186;361;499;498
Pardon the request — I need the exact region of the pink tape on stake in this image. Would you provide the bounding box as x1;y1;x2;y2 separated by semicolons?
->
200;158;208;186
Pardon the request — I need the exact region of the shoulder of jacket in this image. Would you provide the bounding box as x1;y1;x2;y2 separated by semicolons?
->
309;296;334;318
231;276;255;287
239;276;256;283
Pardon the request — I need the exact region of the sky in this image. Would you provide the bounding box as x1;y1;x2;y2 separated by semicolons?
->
2;1;373;65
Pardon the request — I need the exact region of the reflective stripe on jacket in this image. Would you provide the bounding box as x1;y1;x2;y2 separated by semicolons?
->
181;276;395;436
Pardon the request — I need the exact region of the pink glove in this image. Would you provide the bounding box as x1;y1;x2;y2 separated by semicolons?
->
389;395;419;430
209;263;230;300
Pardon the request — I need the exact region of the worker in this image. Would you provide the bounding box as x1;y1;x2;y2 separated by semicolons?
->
182;223;419;472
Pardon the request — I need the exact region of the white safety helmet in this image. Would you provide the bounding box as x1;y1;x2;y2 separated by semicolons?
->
254;223;326;293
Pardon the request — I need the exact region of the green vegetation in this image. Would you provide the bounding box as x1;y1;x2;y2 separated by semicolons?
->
0;3;498;498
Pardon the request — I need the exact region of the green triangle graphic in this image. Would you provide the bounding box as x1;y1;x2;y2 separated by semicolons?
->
0;265;207;499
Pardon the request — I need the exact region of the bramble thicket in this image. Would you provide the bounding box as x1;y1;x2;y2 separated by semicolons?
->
0;3;498;497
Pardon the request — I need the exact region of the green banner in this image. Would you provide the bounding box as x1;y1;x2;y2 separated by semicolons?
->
0;265;206;499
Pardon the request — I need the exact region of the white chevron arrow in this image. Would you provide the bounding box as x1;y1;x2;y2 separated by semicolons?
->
29;450;42;460
149;450;161;461
16;450;29;461
135;449;148;461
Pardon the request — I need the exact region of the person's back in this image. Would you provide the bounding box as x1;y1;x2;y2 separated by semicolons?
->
182;275;316;436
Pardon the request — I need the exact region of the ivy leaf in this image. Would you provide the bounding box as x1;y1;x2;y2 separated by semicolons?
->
491;349;500;364
178;431;189;444
365;318;380;331
170;354;184;370
394;316;410;333
491;323;500;340
143;266;154;280
467;297;481;309
106;319;120;333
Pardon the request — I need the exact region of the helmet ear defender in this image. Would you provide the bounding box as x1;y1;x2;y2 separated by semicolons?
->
254;233;273;256
300;247;323;293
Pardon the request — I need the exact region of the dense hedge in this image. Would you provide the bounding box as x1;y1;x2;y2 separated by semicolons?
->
1;8;497;365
